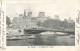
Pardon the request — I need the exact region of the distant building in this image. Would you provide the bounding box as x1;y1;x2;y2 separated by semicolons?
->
12;17;38;29
11;10;51;29
38;12;45;17
23;9;27;17
28;12;32;17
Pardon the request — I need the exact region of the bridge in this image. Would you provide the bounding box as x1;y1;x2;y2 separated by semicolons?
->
24;29;75;35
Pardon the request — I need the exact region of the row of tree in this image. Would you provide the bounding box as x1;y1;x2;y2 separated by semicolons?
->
37;19;75;30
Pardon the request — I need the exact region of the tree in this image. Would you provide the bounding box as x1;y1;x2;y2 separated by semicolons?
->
36;21;42;27
42;19;61;29
6;16;11;27
61;19;68;28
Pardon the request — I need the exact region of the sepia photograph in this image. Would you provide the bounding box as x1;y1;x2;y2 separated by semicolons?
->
6;0;75;46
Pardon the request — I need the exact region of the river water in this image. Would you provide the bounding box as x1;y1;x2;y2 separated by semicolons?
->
7;31;75;46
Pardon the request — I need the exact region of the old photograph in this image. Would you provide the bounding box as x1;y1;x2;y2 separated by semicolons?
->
6;0;75;46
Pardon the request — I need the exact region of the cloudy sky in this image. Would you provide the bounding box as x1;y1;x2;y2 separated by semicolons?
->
5;0;80;20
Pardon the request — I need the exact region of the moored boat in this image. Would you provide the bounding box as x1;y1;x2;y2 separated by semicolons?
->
7;34;36;40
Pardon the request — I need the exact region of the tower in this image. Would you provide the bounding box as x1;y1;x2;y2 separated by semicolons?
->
38;12;45;17
28;12;32;17
23;9;26;17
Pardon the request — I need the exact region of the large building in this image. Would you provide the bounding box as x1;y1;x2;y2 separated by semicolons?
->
37;12;50;22
12;10;50;29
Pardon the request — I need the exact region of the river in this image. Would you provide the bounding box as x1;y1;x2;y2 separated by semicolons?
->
7;31;75;46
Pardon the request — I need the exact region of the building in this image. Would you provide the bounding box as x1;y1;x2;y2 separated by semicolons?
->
38;12;45;17
27;12;32;17
12;10;51;29
23;9;27;17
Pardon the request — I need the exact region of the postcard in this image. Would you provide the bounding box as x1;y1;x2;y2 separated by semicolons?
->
0;0;80;51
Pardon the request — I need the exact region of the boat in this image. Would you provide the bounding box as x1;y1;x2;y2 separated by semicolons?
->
7;36;27;40
7;34;36;40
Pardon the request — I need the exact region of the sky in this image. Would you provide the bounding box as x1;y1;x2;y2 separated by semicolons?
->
4;0;80;21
